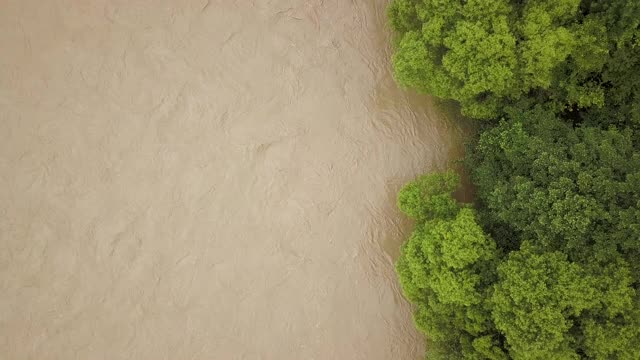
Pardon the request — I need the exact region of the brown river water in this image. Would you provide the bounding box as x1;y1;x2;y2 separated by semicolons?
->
0;1;468;359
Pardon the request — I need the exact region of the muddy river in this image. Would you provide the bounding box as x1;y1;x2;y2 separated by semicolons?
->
0;1;467;359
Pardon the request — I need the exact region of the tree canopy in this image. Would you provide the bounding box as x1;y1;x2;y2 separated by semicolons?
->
396;172;504;359
388;1;640;358
470;108;640;266
396;169;640;359
388;0;640;119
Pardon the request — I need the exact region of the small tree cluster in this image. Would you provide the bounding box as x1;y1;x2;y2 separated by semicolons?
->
397;170;640;359
388;0;640;119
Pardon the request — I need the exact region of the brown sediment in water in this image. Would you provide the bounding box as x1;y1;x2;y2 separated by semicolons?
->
0;1;469;359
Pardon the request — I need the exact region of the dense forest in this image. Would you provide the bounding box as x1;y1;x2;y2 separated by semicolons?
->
388;0;640;358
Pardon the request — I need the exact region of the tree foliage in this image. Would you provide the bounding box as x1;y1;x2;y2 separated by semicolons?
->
388;0;640;119
397;167;640;359
465;108;640;358
395;97;640;360
470;108;640;268
491;243;597;359
396;172;505;359
389;1;640;359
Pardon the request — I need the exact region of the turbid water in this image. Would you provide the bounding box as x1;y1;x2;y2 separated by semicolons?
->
0;1;468;359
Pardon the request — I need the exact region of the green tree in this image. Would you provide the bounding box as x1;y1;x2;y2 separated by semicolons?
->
387;0;640;119
466;107;640;358
469;107;640;267
389;2;640;359
491;243;597;359
397;170;640;359
396;172;505;359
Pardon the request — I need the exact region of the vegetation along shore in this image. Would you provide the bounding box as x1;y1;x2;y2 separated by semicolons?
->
387;0;640;358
